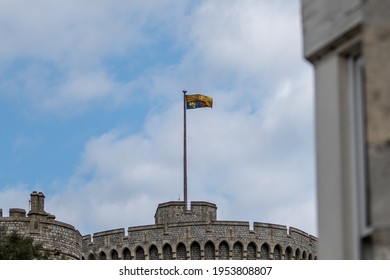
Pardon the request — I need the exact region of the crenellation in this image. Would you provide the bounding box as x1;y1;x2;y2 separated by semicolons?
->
254;223;273;240
234;224;251;239
9;208;26;218
1;192;317;260
127;229;147;244
83;213;317;260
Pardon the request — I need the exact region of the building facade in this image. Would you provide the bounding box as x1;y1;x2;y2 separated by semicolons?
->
301;0;390;259
1;192;318;260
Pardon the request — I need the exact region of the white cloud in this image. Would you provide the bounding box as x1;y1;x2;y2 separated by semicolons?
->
43;66;316;236
1;0;317;237
185;1;303;84
0;0;190;113
42;71;116;110
0;0;163;62
0;0;305;113
0;186;31;215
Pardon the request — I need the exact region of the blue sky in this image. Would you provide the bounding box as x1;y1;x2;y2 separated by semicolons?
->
0;0;316;236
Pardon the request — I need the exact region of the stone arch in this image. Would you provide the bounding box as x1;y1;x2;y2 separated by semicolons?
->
285;246;293;260
149;245;159;260
273;244;282;260
204;241;215;260
88;253;95;260
302;251;307;260
295;248;301;260
135;246;145;260
163;243;173;260
122;248;131;260
308;253;313;260
99;251;107;260
260;243;270;260
247;242;257;260
232;241;243;260
176;242;187;260
111;249;119;260
190;241;201;260
218;241;229;260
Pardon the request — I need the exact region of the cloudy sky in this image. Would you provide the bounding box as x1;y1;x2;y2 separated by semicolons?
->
0;0;316;236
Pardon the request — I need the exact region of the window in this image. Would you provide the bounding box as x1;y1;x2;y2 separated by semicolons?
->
247;242;257;260
232;242;243;260
190;242;201;260
348;54;372;258
111;249;118;260
176;243;187;260
218;241;229;260
260;243;269;260
163;244;173;260
273;245;281;260
135;246;145;260
285;246;292;260
122;248;131;260
205;241;215;260
149;245;159;260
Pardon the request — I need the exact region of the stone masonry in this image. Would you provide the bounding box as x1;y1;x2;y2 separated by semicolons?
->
0;191;82;260
1;192;317;260
82;201;318;260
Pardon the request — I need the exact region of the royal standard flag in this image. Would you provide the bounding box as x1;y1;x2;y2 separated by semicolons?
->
186;94;213;109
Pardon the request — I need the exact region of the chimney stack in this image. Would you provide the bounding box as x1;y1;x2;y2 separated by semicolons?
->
30;191;40;213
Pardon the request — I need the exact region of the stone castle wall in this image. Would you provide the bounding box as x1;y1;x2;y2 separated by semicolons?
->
82;201;318;260
1;194;317;260
0;192;82;260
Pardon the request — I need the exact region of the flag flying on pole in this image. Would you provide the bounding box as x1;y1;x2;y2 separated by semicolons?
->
186;94;213;109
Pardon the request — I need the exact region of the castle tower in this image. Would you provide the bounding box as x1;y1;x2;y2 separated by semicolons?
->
1;192;81;259
154;201;217;225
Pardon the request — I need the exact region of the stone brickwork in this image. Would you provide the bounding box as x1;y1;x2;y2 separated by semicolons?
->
82;201;318;260
1;193;317;260
0;191;82;260
363;0;390;259
155;201;217;225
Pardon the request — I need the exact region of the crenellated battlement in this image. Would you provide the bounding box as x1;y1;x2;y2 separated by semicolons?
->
82;201;318;260
1;193;317;260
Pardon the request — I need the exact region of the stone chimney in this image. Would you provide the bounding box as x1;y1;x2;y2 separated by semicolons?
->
29;191;40;213
38;192;45;212
28;191;52;218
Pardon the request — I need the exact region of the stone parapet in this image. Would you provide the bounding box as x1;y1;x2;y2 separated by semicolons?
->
82;201;318;260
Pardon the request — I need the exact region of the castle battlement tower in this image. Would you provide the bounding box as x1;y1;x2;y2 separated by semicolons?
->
154;201;217;225
0;191;82;259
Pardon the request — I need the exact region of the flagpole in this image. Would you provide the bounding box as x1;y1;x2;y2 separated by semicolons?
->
183;90;188;208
